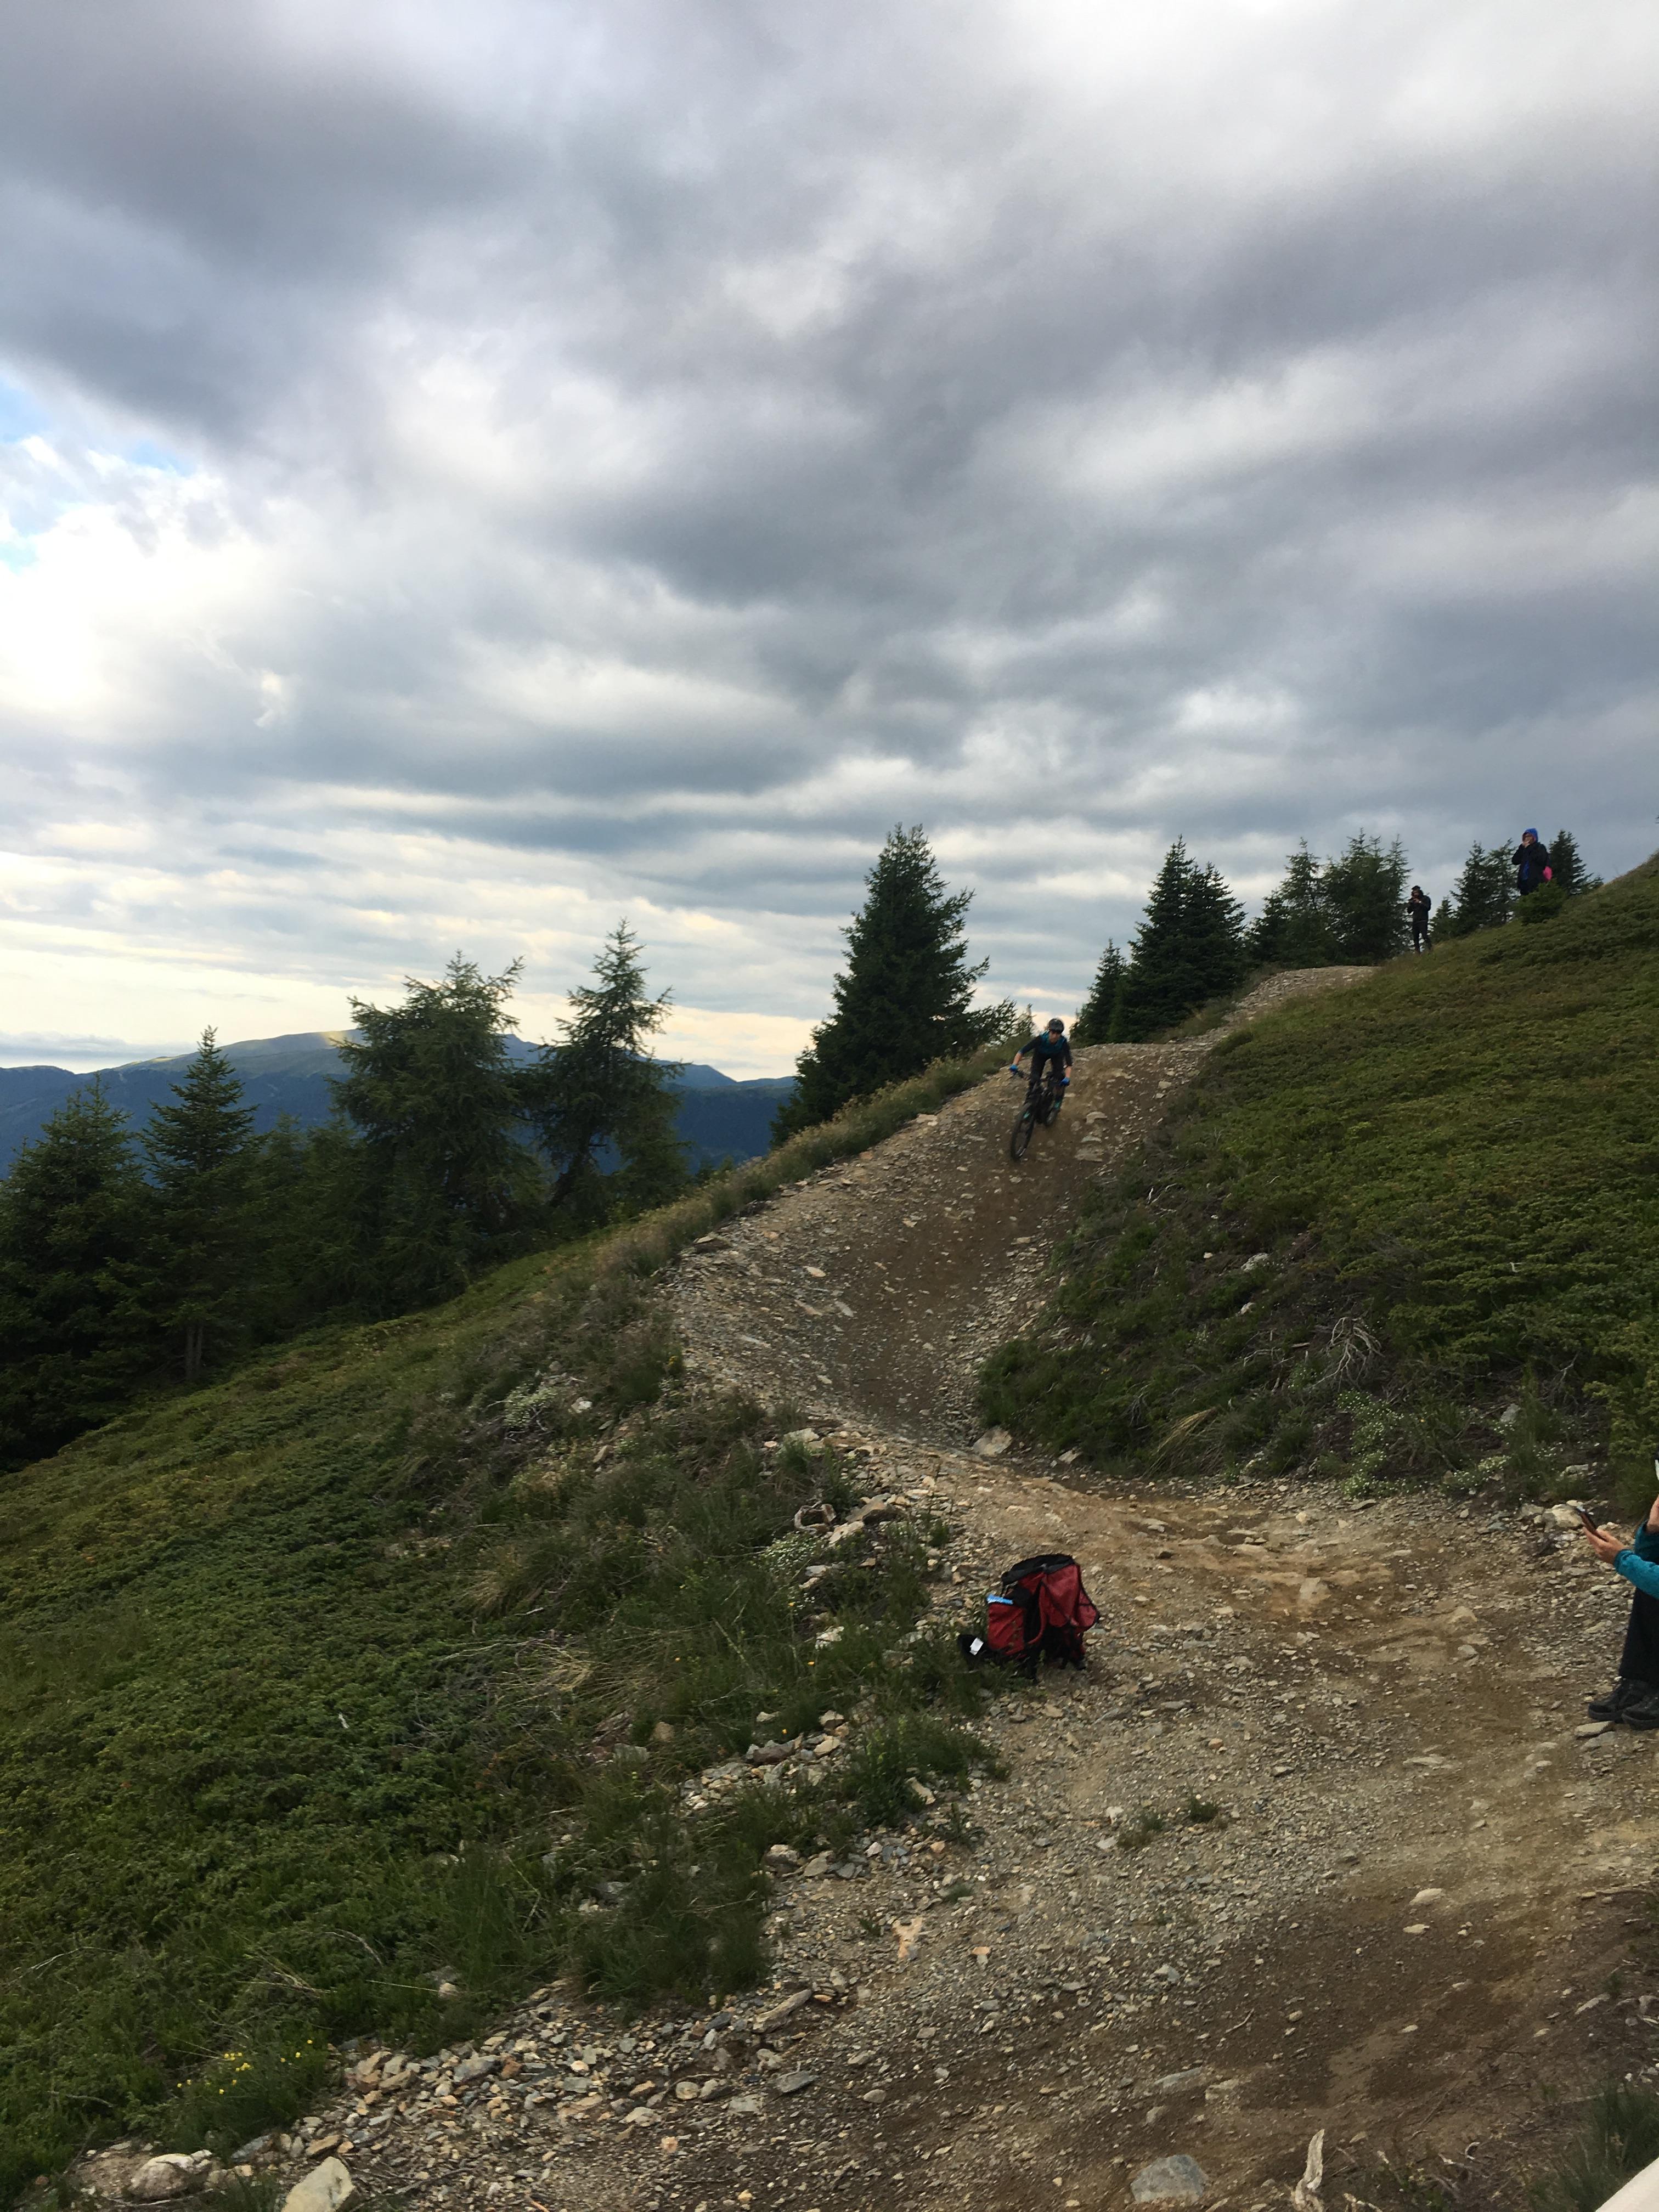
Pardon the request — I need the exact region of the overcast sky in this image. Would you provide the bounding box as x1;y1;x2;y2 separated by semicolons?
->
1;0;1654;1075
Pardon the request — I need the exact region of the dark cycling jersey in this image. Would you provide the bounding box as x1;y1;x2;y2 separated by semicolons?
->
1020;1033;1073;1078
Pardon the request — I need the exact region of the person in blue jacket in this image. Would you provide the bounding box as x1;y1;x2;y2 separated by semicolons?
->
1513;830;1553;898
1582;1495;1659;1726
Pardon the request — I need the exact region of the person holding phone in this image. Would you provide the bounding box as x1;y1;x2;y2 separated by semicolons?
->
1581;1477;1659;1727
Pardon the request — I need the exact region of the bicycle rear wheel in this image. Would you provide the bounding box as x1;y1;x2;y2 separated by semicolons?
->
1009;1107;1035;1161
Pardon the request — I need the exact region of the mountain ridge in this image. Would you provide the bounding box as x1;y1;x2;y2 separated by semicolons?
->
0;1030;793;1170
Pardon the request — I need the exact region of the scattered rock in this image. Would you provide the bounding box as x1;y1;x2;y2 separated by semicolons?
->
753;1988;812;2034
765;1843;802;1871
281;2160;356;2212
1576;1722;1611;1739
972;1428;1012;1458
1131;2153;1210;2204
1154;2067;1211;2094
774;2071;816;2096
1408;1887;1447;1908
125;2153;216;2202
452;2053;498;2085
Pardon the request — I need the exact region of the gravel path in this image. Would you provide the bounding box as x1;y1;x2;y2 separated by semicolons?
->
109;972;1659;2212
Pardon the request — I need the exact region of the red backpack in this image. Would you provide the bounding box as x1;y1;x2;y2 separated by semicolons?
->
961;1553;1100;1673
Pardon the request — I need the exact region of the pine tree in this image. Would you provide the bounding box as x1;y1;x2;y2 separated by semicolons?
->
1321;832;1410;961
523;924;689;1224
334;957;541;1307
1116;842;1246;1041
0;1081;155;1465
1547;829;1600;896
1246;843;1333;968
142;1029;259;1384
1186;863;1249;996
774;826;1014;1136
1444;842;1514;936
1073;942;1124;1046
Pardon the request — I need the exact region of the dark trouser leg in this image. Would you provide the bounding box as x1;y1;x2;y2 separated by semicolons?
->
1619;1589;1659;1686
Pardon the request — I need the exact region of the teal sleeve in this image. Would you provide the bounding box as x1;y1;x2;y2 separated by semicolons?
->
1615;1549;1659;1600
1632;1519;1659;1562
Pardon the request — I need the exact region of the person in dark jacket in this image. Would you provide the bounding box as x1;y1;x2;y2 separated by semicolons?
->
1406;885;1432;951
1582;1489;1659;1728
1513;830;1553;897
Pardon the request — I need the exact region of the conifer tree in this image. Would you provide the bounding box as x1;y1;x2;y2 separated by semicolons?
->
1073;941;1124;1046
1116;842;1246;1041
143;1029;259;1383
774;826;1013;1136
1246;843;1333;968
523;924;689;1223
1444;842;1514;936
1547;829;1599;896
0;1081;155;1465
1321;832;1410;961
335;957;541;1306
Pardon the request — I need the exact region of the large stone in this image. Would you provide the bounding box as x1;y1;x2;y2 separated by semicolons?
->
452;2053;498;2085
1153;2067;1211;2095
1131;2154;1210;2204
280;2158;356;2212
753;1988;812;2034
973;1428;1012;1458
126;2153;215;2202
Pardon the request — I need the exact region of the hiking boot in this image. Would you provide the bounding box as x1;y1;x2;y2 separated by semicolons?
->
1620;1687;1659;1732
1588;1681;1634;1722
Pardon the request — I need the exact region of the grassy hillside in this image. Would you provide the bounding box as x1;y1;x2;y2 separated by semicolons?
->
983;859;1659;1502
0;1049;1008;2207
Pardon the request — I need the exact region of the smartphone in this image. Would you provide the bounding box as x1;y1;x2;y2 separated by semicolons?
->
1575;1504;1600;1531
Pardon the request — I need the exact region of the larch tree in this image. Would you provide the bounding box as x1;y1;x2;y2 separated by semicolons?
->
523;924;689;1224
334;957;542;1307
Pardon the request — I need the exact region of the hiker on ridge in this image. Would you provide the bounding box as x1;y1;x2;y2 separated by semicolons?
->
1513;830;1553;899
1406;885;1432;952
1580;1493;1659;1730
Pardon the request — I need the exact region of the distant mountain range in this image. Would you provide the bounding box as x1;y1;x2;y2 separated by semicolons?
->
0;1032;796;1173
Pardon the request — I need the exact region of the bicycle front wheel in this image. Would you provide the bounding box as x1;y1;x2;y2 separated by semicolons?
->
1009;1108;1035;1161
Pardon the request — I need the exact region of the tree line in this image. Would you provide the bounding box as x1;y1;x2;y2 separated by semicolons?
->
1071;825;1599;1044
0;929;688;1467
2;819;1601;1468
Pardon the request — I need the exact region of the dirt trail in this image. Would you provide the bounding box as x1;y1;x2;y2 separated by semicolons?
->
672;968;1367;1444
285;973;1659;2212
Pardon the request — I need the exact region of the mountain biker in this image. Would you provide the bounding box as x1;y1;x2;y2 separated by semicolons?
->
1009;1018;1073;1107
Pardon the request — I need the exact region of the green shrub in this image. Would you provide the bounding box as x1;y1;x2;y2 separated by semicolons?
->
1530;2081;1659;2212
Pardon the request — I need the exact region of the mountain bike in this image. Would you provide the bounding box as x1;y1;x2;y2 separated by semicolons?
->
1008;1067;1065;1160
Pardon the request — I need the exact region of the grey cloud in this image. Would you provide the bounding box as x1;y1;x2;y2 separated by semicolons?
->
0;0;1654;1047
